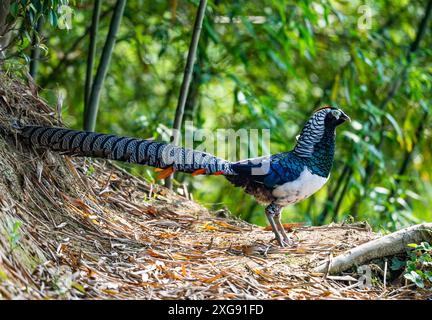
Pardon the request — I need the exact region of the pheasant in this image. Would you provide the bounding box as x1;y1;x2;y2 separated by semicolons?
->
15;106;349;247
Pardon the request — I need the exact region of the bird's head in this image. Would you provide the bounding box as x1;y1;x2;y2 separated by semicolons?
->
294;106;350;157
320;106;351;127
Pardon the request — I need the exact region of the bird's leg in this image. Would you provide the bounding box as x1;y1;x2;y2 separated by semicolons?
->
274;209;295;247
265;203;285;247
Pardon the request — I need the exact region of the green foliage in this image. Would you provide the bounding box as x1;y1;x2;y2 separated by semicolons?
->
0;268;8;282
9;0;70;26
5;0;70;64
85;162;95;176
4;218;23;251
3;0;432;230
392;242;432;289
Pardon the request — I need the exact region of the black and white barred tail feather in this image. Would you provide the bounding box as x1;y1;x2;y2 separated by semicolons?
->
18;125;235;176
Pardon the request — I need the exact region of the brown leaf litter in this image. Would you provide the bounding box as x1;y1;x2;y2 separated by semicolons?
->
0;74;429;300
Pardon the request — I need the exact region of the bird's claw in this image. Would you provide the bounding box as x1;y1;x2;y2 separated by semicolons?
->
274;236;296;248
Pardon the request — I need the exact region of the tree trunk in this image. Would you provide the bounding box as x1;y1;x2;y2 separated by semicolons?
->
166;0;208;189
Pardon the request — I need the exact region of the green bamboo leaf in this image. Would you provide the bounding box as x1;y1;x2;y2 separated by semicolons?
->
10;2;19;17
385;112;404;146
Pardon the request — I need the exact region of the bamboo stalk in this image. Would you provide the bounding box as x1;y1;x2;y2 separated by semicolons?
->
29;18;43;80
84;0;126;132
166;0;208;189
331;167;353;221
317;164;350;224
83;0;102;124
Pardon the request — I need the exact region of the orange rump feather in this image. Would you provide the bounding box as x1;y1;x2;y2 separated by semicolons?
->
191;168;206;176
156;166;175;179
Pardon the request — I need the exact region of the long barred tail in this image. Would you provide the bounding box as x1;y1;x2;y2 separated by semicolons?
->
18;125;235;178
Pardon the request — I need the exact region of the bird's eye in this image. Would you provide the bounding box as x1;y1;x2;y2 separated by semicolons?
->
331;109;341;119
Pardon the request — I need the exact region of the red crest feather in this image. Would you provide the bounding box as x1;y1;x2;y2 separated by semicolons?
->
314;105;332;113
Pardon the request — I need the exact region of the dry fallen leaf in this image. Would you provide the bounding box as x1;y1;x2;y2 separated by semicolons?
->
202;222;218;231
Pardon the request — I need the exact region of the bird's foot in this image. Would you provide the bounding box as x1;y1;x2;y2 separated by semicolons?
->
274;235;296;247
265;203;297;248
283;235;296;247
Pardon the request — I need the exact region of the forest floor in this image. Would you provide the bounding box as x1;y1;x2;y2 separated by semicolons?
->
0;74;428;299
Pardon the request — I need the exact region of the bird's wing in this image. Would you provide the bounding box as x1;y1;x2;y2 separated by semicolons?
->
230;152;305;189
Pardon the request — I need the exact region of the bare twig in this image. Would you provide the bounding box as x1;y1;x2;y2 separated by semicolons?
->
383;258;388;292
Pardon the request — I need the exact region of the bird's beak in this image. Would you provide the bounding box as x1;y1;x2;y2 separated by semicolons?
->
335;110;350;126
341;112;351;123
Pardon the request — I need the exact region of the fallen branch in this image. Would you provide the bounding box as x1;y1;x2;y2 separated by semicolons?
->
314;223;432;275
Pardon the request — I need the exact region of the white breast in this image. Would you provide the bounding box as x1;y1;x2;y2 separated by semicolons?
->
272;167;328;206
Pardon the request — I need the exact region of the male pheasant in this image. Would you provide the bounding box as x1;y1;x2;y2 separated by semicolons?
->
16;106;350;247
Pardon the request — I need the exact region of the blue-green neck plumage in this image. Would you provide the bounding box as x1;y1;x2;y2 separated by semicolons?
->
307;127;336;178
